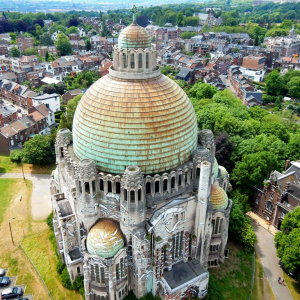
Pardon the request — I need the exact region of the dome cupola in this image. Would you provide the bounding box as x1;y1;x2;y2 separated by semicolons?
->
86;219;125;258
210;184;228;210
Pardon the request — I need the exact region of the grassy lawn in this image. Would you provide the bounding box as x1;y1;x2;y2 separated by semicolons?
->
251;254;275;300
0;178;81;300
0;155;55;174
283;272;300;300
209;239;253;300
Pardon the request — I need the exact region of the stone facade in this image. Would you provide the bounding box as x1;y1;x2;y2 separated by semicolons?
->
50;20;231;300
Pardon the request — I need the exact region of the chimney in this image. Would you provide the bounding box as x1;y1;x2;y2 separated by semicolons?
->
284;160;290;171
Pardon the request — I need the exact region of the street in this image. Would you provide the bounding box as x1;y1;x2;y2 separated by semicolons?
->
1;97;28;114
0;173;52;220
252;220;294;300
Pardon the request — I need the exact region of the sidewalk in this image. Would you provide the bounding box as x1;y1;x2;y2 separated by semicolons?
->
246;211;278;236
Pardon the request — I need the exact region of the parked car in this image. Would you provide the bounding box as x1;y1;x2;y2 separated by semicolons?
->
17;108;21;113
1;287;23;299
15;298;29;300
0;277;10;287
0;269;5;276
279;260;296;279
10;105;15;108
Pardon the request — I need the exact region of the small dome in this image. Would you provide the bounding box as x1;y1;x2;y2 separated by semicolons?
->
219;166;228;179
210;184;228;210
213;158;219;179
118;23;151;49
86;219;124;258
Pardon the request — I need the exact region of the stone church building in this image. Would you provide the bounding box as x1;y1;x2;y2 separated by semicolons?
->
50;15;232;300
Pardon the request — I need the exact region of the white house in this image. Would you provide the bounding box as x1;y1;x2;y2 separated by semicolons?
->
239;67;265;82
32;93;60;113
78;27;86;37
51;31;61;42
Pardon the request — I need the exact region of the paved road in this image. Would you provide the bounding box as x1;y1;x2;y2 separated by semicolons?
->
0;173;52;220
252;220;293;300
1;97;28;113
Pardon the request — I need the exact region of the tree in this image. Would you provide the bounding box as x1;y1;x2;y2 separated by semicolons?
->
58;94;83;130
101;21;110;37
22;135;55;165
45;51;49;61
265;70;283;96
68;18;79;27
189;82;217;99
183;16;199;26
10;46;20;57
150;13;156;22
214;131;235;169
33;18;44;27
55;33;72;56
66;26;79;35
40;33;54;46
136;15;150;28
0;19;14;32
35;24;43;38
84;71;93;86
24;48;38;56
26;25;36;35
231;151;279;196
275;207;300;281
285;134;300;162
9;32;17;42
176;12;184;26
202;23;210;33
23;81;31;88
287;77;300;98
85;39;91;51
42;85;56;94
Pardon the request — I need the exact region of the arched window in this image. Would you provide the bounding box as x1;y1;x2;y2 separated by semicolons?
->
100;179;104;191
123;53;127;68
155;180;159;193
185;170;188;184
196;167;200;179
138;189;142;201
130;53;134;69
138;53;142;68
171;177;175;189
107;180;112;193
146;182;151;194
178;174;182;186
130;190;135;203
124;189;127;201
116;181;121;194
146;53;149;68
163;179;168;191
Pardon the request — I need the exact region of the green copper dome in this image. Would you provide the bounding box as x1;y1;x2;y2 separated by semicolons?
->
72;73;198;174
213;158;219;179
118;23;151;49
219;166;228;179
87;219;125;258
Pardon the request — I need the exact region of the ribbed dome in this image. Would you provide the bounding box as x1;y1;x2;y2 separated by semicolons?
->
210;184;228;210
73;73;198;174
118;23;151;49
86;219;124;258
219;166;228;179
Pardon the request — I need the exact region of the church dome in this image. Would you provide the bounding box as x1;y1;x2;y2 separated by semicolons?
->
73;74;198;174
210;184;228;210
219;166;228;179
118;23;151;49
86;219;125;258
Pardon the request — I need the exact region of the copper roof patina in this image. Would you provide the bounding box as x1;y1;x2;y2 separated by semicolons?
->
86;219;124;258
72;73;198;174
118;23;151;49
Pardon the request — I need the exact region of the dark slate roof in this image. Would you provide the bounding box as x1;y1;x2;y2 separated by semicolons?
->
163;259;207;290
176;68;191;78
58;200;73;217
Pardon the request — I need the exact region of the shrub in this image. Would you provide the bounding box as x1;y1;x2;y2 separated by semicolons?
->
46;211;53;230
10;150;22;162
56;259;65;275
61;266;72;289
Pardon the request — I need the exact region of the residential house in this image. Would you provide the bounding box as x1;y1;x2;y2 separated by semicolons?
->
253;161;300;229
0;104;18;126
62;89;82;104
17;36;34;53
31;93;60;112
176;67;194;83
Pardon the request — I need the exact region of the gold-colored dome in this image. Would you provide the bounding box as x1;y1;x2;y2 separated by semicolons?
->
73;73;198;174
219;166;228;179
118;23;151;49
86;219;125;258
210;184;228;210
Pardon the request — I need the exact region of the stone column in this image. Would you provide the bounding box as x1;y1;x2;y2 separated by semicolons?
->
183;232;190;262
142;51;146;71
114;50;119;70
119;52;124;71
127;52;131;71
167;241;173;271
134;52;138;72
